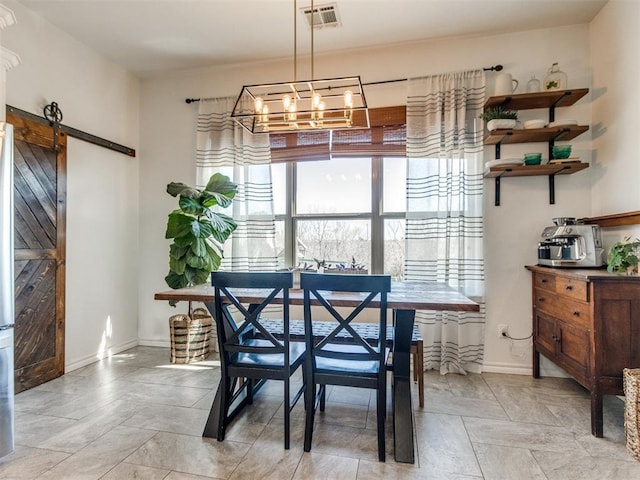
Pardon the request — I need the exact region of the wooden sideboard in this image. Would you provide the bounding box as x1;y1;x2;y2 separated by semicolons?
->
526;265;640;437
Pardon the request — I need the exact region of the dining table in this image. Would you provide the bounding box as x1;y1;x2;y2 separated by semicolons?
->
154;280;479;463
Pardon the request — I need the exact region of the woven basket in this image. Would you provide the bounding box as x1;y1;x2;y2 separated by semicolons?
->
624;368;640;461
169;307;213;364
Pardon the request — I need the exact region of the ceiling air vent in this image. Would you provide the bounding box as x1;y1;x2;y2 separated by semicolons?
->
301;2;341;29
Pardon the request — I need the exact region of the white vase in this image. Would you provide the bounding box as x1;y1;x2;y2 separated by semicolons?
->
487;119;517;131
495;73;519;95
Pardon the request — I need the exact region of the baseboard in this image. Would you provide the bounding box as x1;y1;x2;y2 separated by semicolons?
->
65;338;139;373
482;362;532;375
482;361;571;378
138;338;219;353
137;338;171;348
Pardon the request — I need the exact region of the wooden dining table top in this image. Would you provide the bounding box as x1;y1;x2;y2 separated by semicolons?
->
154;280;479;312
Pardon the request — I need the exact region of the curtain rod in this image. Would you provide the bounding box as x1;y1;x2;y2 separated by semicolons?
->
184;64;503;104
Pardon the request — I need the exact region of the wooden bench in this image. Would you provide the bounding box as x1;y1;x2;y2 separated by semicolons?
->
259;318;424;407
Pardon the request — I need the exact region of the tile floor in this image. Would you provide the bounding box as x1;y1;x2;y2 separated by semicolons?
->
1;346;639;479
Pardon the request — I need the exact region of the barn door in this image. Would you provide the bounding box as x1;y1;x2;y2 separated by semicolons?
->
8;111;66;393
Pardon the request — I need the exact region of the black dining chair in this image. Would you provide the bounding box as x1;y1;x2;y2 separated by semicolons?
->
211;271;306;449
301;272;391;462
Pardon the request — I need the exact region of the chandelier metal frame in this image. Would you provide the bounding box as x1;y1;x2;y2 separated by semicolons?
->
231;0;369;134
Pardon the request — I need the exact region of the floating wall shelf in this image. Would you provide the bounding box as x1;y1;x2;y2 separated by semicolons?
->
482;88;590;206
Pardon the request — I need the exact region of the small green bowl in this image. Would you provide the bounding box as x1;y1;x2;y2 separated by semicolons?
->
523;153;542;165
552;145;572;159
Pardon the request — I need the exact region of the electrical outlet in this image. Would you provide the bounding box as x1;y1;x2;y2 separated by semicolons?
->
497;324;509;338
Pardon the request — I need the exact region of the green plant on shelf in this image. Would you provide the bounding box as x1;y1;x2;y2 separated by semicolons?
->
480;106;518;122
607;237;640;274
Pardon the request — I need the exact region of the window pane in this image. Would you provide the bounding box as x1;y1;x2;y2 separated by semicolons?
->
296;219;370;272
271;163;286;216
296;158;371;214
274;219;285;269
383;157;406;213
384;219;405;281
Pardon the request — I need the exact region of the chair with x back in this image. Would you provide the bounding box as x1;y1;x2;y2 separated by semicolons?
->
301;272;391;461
211;271;306;449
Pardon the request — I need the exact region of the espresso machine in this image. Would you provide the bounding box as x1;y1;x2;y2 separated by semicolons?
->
537;217;605;268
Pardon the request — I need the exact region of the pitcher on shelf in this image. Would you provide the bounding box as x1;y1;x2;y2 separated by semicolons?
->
494;72;519;96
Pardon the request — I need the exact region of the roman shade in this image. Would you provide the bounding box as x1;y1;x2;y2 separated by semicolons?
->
269;106;406;162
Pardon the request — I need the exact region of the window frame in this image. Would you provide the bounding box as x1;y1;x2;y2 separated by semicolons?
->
276;156;405;274
272;106;407;275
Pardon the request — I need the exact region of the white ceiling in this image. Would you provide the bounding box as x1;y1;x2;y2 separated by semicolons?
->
17;0;608;78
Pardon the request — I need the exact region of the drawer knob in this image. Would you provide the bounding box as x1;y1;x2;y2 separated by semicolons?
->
573;310;580;316
541;279;547;283
566;285;573;291
538;297;545;303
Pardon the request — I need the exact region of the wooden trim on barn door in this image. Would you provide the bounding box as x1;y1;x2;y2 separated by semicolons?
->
8;110;66;392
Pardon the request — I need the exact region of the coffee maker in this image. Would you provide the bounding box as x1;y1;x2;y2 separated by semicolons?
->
537;217;605;268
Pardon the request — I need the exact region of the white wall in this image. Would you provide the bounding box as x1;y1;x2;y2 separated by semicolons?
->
139;25;594;374
3;0;140;370
590;0;640;244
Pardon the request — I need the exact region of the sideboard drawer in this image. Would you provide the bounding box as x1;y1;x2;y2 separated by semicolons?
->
533;272;556;292
556;277;588;302
534;288;591;328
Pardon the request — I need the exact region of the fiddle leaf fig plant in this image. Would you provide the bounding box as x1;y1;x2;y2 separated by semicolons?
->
606;237;640;274
165;173;238;292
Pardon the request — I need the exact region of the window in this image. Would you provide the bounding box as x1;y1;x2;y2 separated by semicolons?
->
270;106;407;278
273;156;406;279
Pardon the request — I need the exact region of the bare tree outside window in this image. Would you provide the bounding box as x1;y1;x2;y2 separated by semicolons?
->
272;157;405;278
296;219;371;270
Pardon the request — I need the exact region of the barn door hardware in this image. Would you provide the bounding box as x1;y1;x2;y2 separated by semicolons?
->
43;102;63;151
7;103;136;157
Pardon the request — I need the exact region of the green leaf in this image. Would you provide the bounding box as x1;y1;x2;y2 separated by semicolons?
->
169;255;187;275
205;211;237;238
166;212;195;239
173;235;192;247
197;221;214;238
202;192;233;209
205;242;222;271
184;266;210;286
179;196;204;216
165;271;188;289
191;237;207;257
192;269;211;285
169;243;189;260
167;182;200;198
190;219;201;238
186;250;209;269
205;173;238;198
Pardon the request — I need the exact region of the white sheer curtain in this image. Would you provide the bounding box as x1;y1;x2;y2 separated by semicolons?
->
405;70;486;375
195;97;278;271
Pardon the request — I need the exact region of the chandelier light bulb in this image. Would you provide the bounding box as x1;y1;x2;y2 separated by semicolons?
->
286;102;297;122
254;97;264;113
344;90;353;108
318;101;325;118
312;92;322;109
283;94;292;110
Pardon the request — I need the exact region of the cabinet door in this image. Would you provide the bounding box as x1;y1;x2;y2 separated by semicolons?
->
535;312;556;357
557;319;589;381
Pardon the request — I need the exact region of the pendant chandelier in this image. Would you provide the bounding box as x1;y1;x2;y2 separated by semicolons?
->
231;0;369;134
